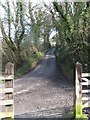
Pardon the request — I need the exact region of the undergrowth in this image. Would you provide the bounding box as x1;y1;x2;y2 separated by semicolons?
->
15;51;44;78
67;111;88;120
55;47;74;81
55;45;88;81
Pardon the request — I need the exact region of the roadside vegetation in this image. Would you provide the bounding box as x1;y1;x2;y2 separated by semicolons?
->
0;1;90;119
0;1;52;77
0;1;89;81
67;111;88;120
53;2;90;80
15;51;44;78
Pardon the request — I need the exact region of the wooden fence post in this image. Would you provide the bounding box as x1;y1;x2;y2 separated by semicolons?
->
74;62;82;118
5;62;14;119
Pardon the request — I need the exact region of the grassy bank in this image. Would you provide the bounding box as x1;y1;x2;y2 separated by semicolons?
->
15;51;44;78
55;44;88;82
55;47;74;81
67;111;88;120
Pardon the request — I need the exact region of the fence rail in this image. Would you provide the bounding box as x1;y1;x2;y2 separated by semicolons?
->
0;75;13;80
82;73;90;77
0;62;14;119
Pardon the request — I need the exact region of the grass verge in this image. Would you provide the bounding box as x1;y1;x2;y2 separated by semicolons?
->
67;111;88;120
55;47;74;81
15;51;44;78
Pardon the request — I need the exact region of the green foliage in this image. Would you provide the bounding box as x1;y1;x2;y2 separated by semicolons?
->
1;1;89;78
56;46;74;80
0;1;53;70
15;52;43;78
75;114;88;120
68;112;74;118
67;111;88;120
74;104;83;117
54;2;89;80
73;104;88;120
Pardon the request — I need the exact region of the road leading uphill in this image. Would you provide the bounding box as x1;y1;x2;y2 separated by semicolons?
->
14;49;74;119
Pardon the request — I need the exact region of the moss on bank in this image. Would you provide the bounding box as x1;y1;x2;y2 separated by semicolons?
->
67;111;88;120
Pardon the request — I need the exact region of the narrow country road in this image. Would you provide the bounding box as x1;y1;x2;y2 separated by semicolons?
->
14;49;74;119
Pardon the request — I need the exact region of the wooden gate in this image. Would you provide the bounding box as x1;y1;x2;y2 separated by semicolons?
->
0;62;14;119
74;62;90;118
82;73;90;109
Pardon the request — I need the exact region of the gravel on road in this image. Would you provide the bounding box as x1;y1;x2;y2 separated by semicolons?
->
14;49;74;118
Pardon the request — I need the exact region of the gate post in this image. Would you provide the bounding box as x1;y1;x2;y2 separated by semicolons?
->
5;62;14;119
74;62;82;118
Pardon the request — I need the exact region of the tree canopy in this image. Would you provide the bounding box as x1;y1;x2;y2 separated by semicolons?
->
0;1;89;73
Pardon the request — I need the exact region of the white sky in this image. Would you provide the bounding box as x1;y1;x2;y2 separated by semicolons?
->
0;0;54;21
0;0;53;5
0;0;56;39
30;0;53;5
